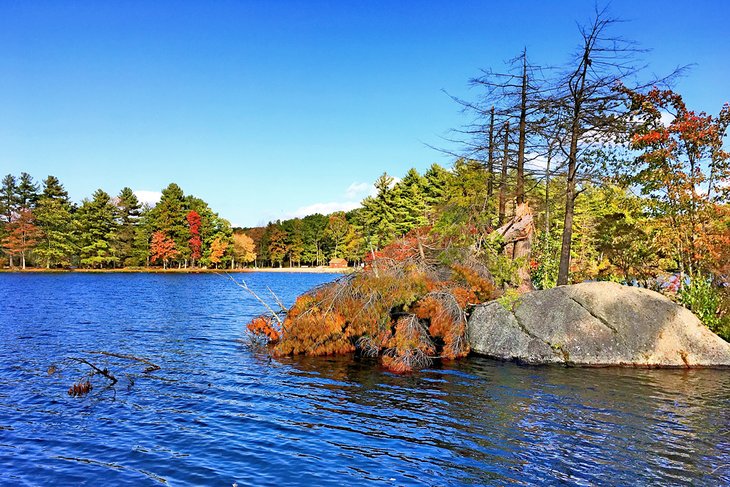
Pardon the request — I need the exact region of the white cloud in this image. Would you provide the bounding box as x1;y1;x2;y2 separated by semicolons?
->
289;201;362;218
281;180;382;220
134;190;162;206
345;182;374;199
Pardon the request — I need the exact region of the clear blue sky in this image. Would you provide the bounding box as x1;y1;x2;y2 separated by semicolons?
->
1;1;728;227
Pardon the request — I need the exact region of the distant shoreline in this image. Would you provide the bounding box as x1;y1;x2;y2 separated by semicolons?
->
0;266;355;275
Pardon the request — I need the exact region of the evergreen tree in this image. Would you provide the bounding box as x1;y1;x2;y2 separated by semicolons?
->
422;164;450;220
35;177;75;268
16;172;39;209
0;174;18;266
1;174;18;225
75;189;119;268
359;173;398;249
41;175;69;200
115;187;141;266
151;183;189;266
392;168;428;234
132;204;155;266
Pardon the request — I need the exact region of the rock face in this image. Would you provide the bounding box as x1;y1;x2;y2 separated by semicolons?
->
467;282;730;367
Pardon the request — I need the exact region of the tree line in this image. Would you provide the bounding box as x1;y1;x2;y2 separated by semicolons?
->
0;175;256;269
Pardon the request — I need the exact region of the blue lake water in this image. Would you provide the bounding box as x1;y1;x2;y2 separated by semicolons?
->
0;272;728;486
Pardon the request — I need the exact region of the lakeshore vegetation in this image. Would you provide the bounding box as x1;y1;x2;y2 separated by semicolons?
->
243;12;730;371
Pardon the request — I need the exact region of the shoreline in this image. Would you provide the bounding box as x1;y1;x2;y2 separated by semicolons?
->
0;266;355;275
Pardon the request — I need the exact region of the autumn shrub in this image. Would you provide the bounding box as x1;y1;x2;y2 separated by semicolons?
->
246;233;503;372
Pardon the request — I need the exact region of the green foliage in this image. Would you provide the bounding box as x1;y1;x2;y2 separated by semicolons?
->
497;289;521;312
115;187;142;266
34;197;75;267
359;173;398;249
479;233;521;288
75;189;119;268
531;229;560;290
678;275;722;334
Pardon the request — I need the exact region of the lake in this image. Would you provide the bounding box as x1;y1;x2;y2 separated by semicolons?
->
0;272;728;486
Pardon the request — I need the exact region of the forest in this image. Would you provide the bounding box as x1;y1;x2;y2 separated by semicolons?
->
243;13;730;370
0;176;253;270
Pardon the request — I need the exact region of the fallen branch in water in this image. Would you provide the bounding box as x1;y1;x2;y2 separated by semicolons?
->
69;357;118;385
84;351;160;373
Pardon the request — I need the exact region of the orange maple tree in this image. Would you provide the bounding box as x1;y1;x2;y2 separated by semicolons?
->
208;236;228;267
150;231;178;268
622;86;730;276
2;209;42;269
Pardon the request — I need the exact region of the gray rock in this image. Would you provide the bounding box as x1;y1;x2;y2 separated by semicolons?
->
467;281;730;367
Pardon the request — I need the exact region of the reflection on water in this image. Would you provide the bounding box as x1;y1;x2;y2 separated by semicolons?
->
0;273;728;486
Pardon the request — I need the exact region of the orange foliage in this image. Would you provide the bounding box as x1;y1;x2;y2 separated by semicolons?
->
245;232;497;372
68;380;93;397
150;231;178;266
246;316;280;342
451;264;498;302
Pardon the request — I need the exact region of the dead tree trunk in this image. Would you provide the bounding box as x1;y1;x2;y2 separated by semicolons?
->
516;49;528;204
498;121;510;226
495;203;535;292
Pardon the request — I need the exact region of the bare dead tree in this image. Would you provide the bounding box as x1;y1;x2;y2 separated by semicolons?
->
550;8;663;285
498;122;510;226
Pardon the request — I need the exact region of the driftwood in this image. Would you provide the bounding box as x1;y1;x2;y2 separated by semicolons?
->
70;357;118;385
494;203;535;291
63;351;162;397
85;351;160;373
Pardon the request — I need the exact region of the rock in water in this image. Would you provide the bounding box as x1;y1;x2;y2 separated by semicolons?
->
467;282;730;367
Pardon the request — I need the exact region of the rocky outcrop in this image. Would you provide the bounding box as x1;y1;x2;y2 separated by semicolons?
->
467;281;730;367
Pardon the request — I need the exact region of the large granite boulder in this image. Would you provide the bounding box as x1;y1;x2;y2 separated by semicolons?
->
467;281;730;367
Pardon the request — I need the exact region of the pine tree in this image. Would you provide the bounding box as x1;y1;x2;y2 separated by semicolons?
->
151;183;189;267
35;182;75;269
115;187;141;266
75;189;119;268
16;173;39;210
1;174;18;225
422;164;451;220
392;168;428;234
0;174;18;266
41;175;69;200
360;173;398;249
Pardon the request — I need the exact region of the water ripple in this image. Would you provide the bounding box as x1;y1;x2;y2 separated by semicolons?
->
0;273;729;486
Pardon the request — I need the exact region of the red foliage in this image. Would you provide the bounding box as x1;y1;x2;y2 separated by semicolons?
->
186;210;202;261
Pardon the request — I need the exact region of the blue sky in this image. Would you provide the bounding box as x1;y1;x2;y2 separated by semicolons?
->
1;1;728;227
